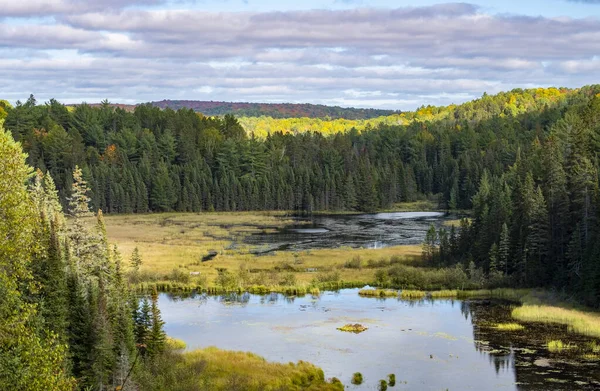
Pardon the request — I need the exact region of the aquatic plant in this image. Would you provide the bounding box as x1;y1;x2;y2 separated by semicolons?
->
547;340;575;352
358;289;398;298
513;305;600;338
379;379;388;391
493;323;525;331
388;373;396;386
429;290;458;298
337;324;368;334
351;372;363;385
400;290;426;299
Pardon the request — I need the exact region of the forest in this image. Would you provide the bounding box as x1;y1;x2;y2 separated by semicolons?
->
1;84;600;389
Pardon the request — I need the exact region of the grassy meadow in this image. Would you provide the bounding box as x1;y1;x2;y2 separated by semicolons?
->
97;211;422;288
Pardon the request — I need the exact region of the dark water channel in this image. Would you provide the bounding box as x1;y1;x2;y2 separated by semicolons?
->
159;288;600;390
244;211;451;254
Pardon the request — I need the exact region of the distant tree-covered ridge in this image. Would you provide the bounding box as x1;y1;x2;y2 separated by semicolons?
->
150;100;399;119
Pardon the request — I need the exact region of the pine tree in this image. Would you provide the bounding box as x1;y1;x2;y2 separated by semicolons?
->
146;287;166;358
130;247;142;272
0;125;74;390
498;223;510;275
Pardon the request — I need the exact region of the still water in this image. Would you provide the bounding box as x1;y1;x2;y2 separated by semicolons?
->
244;211;451;254
159;288;600;390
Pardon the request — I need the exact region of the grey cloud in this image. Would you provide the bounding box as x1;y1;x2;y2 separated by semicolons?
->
2;3;600;110
0;0;165;17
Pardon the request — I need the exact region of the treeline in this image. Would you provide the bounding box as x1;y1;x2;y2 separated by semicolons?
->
0;123;169;390
239;87;570;137
425;92;600;306
3;86;594;215
151;99;398;119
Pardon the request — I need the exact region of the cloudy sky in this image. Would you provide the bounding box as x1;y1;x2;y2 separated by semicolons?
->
1;0;600;110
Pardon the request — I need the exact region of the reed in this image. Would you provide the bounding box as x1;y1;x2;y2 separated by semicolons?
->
358;289;399;298
400;290;426;299
493;323;525;331
512;305;600;339
547;340;575;352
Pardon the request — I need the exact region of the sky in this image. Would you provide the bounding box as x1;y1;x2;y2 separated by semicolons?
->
1;0;600;110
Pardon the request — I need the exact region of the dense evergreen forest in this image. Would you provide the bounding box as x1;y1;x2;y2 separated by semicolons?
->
2;85;600;307
0;126;167;390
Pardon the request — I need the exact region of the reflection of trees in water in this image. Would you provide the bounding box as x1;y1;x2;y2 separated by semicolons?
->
463;300;600;390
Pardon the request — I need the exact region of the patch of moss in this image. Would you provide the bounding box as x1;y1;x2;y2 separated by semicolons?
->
337;323;368;334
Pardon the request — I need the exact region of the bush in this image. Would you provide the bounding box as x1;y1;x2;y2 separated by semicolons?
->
313;271;341;283
344;256;362;269
379;379;388;391
167;268;191;283
279;272;297;286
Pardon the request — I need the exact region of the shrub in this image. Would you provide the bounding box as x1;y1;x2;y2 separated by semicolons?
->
167;268;191;283
379;379;388;391
344;256;363;269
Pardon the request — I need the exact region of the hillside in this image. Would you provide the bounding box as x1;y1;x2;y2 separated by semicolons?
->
149;100;398;119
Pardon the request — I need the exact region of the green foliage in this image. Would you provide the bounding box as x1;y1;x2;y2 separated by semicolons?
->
0;124;75;390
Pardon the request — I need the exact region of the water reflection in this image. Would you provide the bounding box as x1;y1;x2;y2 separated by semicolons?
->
160;289;600;390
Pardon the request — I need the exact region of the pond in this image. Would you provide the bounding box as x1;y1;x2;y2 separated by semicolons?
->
159;288;600;390
244;211;453;254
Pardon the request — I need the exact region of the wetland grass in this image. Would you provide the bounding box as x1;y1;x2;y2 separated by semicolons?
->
137;347;344;391
547;340;575;352
351;372;363;385
512;305;600;338
493;323;525;331
400;290;427;299
429;289;459;298
337;324;368;334
358;289;399;298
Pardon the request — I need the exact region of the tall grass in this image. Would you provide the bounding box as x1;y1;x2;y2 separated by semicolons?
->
400;290;426;299
493;323;525;331
136;347;344;391
358;289;399;298
512;305;600;338
547;340;575;352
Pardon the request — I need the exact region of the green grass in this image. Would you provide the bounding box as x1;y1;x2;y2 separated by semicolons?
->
136;347;344;391
400;290;427;299
429;289;459;298
493;323;525;331
547;340;575;352
358;289;399;298
512;305;600;339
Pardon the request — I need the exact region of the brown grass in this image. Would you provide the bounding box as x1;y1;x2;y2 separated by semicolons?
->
96;212;421;286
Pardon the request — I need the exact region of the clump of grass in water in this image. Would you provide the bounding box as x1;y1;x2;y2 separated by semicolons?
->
379;379;388;391
351;372;363;385
493;323;525;331
358;289;398;298
400;290;426;299
547;340;575;352
388;373;396;386
337;324;368;334
429;290;458;298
